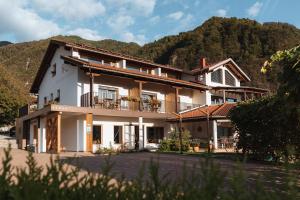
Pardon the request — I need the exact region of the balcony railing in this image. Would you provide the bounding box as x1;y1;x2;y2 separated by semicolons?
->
81;92;200;113
19;104;38;117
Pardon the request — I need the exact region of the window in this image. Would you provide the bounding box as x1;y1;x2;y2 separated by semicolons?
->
98;86;117;100
211;69;223;83
50;93;54;101
198;74;205;83
44;97;47;105
225;70;236;86
56;89;60;102
126;65;140;71
51;63;56;77
93;125;102;144
147;127;164;143
211;96;223;105
114;126;122;144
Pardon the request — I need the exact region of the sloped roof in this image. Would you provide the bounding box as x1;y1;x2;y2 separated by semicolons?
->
30;39;183;93
191;58;251;82
176;103;237;121
61;56;210;90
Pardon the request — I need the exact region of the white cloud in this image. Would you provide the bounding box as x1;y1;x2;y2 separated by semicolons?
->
66;28;104;40
121;32;146;45
107;15;135;32
105;0;156;16
216;9;227;17
149;16;160;24
167;11;184;20
0;0;60;42
32;0;105;20
247;2;263;17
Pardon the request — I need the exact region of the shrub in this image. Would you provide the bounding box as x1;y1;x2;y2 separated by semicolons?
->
159;129;191;152
0;147;299;199
230;96;300;162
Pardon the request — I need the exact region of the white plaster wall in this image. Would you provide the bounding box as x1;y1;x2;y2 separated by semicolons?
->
38;47;78;108
192;90;206;105
61;117;78;151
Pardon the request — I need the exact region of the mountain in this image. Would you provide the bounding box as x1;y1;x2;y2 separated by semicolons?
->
0;41;12;47
1;17;300;125
139;17;300;90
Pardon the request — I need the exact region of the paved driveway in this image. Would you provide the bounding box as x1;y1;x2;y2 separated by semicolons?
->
0;148;298;186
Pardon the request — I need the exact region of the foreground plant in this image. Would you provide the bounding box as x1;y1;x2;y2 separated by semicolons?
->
0;147;299;200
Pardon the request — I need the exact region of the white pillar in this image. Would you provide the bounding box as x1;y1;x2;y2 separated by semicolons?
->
213;120;218;150
122;59;126;69
138;117;143;150
158;68;161;76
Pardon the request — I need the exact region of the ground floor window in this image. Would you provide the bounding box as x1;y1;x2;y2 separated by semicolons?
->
147;127;164;143
114;126;123;144
93;125;102;144
217;126;233;138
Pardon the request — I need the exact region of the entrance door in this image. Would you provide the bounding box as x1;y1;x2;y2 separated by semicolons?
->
33;125;38;150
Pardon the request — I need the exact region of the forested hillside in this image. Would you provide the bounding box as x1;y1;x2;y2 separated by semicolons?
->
139;17;300;89
1;17;300;125
0;41;12;47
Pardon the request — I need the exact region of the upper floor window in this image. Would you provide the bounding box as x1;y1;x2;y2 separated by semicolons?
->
51;63;56;77
198;74;205;83
211;69;222;83
44;97;47;105
225;70;236;86
98;86;117;100
50;93;54;101
126;65;140;72
56;89;60;102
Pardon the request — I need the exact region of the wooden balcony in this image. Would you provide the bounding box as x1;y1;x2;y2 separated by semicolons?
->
81;92;200;113
19;104;38;118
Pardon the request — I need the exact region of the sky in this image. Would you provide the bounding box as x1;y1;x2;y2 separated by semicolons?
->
0;0;299;45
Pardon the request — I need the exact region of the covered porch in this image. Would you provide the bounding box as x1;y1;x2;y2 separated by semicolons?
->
16;104;173;153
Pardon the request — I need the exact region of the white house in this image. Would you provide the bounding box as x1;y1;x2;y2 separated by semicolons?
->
16;40;268;153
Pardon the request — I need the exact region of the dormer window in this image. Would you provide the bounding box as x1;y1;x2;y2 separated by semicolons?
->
211;69;222;83
225;70;236;86
51;63;56;77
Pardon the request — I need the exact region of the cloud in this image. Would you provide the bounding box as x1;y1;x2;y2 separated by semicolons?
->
66;28;104;40
0;0;60;42
105;0;156;16
167;11;184;20
121;32;146;45
247;2;263;17
107;15;135;32
216;9;227;17
32;0;105;20
149;16;160;24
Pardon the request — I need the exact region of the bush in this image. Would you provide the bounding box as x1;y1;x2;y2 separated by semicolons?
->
0;147;299;199
159;130;191;152
230;96;300;162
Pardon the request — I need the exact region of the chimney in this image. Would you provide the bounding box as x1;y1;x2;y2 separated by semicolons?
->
199;57;206;68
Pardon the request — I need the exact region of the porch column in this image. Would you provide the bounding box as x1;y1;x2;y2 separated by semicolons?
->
89;73;94;107
86;113;93;152
174;87;181;113
138;117;144;150
57;113;61;153
212;120;218;150
223;90;226;103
